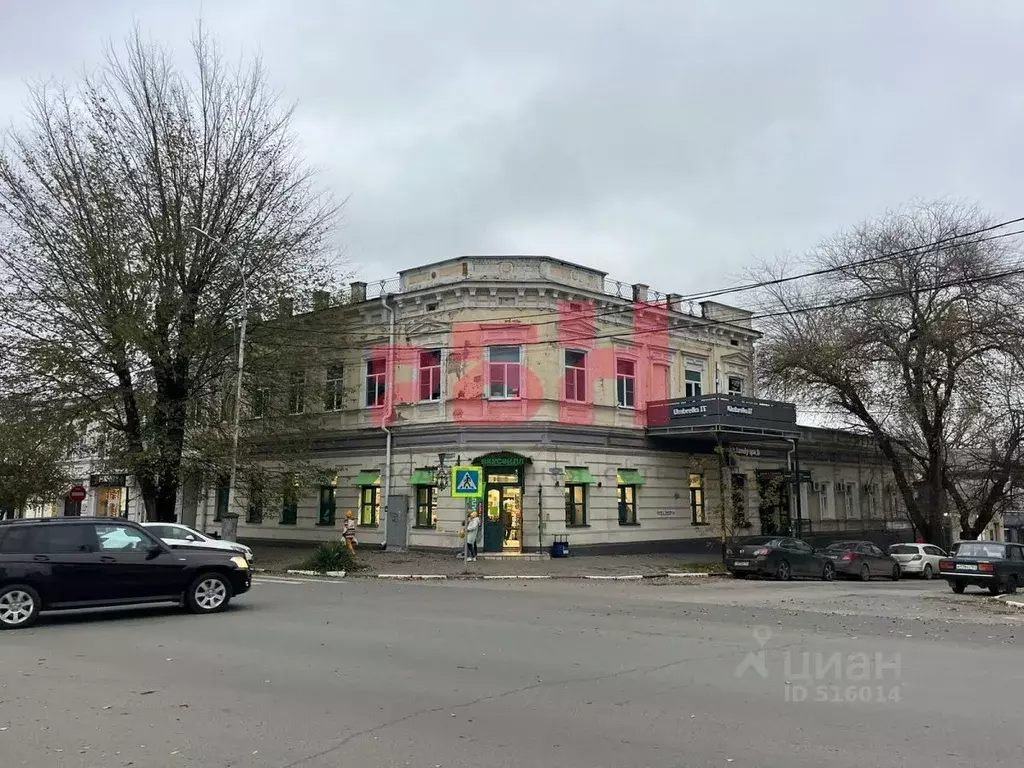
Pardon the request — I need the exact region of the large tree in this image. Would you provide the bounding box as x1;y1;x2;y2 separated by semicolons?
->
0;26;342;521
0;398;74;518
756;202;1024;543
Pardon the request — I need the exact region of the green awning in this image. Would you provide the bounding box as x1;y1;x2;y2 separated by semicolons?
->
564;467;596;484
352;470;381;486
408;468;436;486
617;469;646;486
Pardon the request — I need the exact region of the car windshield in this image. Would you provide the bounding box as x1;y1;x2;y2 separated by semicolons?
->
954;542;1006;559
825;542;859;551
889;545;919;554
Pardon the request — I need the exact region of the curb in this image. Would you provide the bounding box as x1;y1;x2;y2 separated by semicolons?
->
377;574;448;580
665;572;712;578
993;596;1024;609
482;575;553;580
264;570;726;581
286;569;346;578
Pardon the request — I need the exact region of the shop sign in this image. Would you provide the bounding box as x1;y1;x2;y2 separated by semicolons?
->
89;474;127;487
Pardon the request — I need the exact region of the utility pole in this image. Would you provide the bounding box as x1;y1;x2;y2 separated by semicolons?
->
191;227;246;542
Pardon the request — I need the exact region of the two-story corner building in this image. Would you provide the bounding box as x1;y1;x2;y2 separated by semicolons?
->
183;254;912;555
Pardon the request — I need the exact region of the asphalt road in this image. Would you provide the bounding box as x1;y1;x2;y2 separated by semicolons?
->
2;577;1022;768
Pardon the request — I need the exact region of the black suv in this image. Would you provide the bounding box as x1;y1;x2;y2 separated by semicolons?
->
0;516;251;629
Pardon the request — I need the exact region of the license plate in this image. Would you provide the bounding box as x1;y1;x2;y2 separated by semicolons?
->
956;563;978;571
733;561;750;567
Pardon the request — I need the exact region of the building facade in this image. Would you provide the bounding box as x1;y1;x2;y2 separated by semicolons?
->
177;255;911;554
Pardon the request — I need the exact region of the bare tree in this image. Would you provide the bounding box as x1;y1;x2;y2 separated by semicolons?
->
0;25;344;521
756;202;1024;543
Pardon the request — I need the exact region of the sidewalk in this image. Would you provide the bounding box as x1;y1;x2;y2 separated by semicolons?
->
250;543;725;579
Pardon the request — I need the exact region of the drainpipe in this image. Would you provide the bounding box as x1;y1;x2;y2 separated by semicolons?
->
381;293;396;549
785;438;803;537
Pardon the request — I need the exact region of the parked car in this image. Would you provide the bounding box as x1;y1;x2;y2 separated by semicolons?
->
142;522;254;564
821;541;901;581
0;516;251;630
888;542;946;579
725;536;835;581
939;540;1024;595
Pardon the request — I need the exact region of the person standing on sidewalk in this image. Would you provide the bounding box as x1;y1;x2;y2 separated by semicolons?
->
342;511;357;554
465;510;481;562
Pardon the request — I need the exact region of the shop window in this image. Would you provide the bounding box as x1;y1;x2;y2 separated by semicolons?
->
247;481;264;524
324;366;344;411
689;473;706;524
360;485;380;526
418;350;442;402
731;474;747;527
415;485;437;528
288;371;306;415
618;483;637;525
280;478;298;525
318;486;337;526
616;358;636;408
564;350;587;402
487;346;521;399
365;358;387;407
685;362;704;398
565;484;587;527
215;478;230;522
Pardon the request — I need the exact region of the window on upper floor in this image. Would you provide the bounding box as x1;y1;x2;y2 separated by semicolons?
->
616;358;636;408
564;350;587;402
685;360;704;398
727;375;743;396
365;358;386;408
324;366;344;412
251;386;270;418
418;350;442;402
288;371;306;415
488;346;521;399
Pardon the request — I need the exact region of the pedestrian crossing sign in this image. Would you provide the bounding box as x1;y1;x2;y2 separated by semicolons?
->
451;466;483;498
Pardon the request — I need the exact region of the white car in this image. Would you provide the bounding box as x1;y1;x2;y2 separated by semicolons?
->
142;523;254;564
888;542;947;579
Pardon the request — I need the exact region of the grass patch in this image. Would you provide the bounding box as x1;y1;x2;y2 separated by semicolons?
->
298;540;364;574
676;561;727;574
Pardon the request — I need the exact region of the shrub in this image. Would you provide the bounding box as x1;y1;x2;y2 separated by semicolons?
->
300;540;360;574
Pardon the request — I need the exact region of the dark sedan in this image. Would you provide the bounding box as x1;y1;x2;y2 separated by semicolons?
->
939;541;1024;595
821;541;901;581
725;536;834;581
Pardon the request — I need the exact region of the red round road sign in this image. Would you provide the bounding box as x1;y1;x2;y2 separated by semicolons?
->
68;485;87;503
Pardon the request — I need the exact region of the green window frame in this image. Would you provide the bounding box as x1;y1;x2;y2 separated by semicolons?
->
415;485;437;528
360;486;380;527
318;485;337;526
690;473;706;525
280;476;298;525
247;481;264;524
618;484;637;525
565;484;587;527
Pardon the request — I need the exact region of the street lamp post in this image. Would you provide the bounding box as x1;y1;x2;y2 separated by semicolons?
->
191;227;246;541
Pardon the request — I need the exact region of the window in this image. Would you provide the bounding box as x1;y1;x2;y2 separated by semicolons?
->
616;358;636;408
247;481;264;524
0;526;31;554
618;483;637;525
727;376;743;396
863;484;878;518
318;486;337;526
365;358;386;407
685;362;704;398
360;486;380;526
324;366;344;411
689;474;706;524
250;386;270;419
415;485;437;528
35;524;99;553
817;482;833;519
64;498;82;517
96;523;151;552
281;478;298;525
288;371;306;414
731;473;747;527
215;478;230;521
564;350;587;402
565;484;587;526
488;346;521;399
418;350;442;402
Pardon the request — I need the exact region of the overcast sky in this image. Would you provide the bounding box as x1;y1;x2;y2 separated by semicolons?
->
2;0;1022;303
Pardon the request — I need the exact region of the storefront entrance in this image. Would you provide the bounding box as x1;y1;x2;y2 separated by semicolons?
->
475;452;531;553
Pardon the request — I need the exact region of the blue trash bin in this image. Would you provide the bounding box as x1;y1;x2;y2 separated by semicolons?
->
551;535;569;558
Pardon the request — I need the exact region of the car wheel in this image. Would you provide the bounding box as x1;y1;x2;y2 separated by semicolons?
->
185;573;232;614
891;564;901;581
777;560;791;581
1007;575;1019;595
923;564;933;580
988;582;1002;596
859;564;871;582
822;562;835;582
951;581;966;594
0;584;42;630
